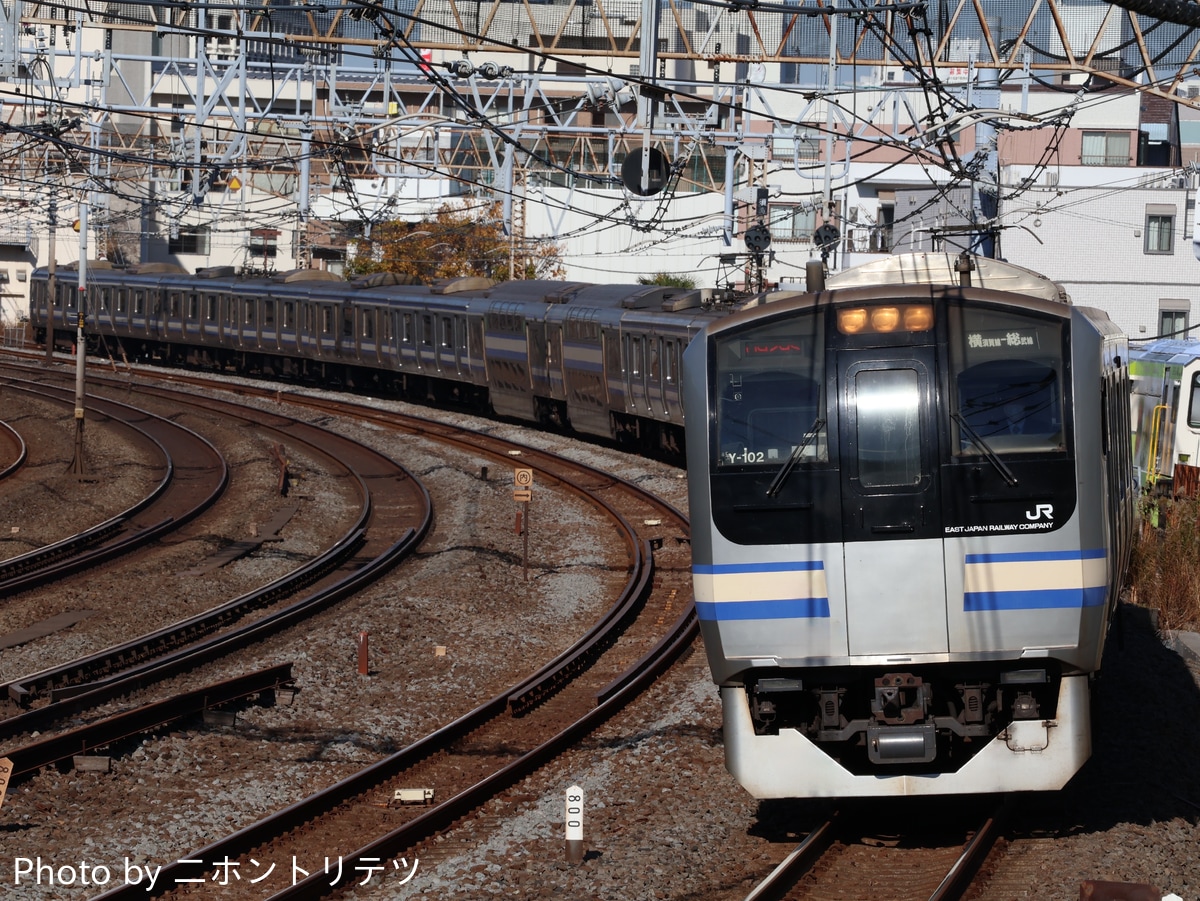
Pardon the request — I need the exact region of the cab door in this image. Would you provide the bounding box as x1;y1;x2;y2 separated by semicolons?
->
838;347;948;656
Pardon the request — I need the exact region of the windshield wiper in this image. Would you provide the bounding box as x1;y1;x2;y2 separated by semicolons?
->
766;418;825;498
952;412;1019;487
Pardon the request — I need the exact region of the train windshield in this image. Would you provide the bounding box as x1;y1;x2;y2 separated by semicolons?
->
712;312;827;469
948;304;1067;455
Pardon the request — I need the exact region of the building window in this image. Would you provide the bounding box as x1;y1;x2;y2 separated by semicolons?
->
1159;300;1190;338
1145;214;1175;254
169;226;210;255
768;204;816;242
249;229;279;258
1081;131;1130;166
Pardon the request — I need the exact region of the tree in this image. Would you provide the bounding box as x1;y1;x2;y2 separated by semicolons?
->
638;272;697;289
345;201;565;282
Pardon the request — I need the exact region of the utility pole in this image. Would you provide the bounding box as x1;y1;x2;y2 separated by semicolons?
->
821;11;839;221
70;200;87;477
45;197;56;365
972;32;1001;258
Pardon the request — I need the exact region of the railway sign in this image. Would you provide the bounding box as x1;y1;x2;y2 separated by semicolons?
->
0;756;10;809
513;468;534;580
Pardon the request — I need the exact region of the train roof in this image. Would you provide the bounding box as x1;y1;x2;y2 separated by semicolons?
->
825;252;1069;304
1129;337;1200;366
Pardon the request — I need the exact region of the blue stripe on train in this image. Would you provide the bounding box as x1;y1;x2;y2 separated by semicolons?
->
964;586;1108;611
695;597;831;621
692;561;824;575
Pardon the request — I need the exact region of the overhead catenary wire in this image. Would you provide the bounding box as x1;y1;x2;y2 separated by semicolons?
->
3;0;1198;264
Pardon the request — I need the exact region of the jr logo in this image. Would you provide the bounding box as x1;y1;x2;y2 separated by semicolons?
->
1026;504;1054;521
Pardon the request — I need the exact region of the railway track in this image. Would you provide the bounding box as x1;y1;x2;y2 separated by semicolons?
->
13;371;694;900
0;386;429;742
93;545;692;899
0;362;697;901
0;376;227;595
744;799;1011;901
0;417;26;479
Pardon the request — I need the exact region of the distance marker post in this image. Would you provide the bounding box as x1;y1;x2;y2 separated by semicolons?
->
565;784;584;863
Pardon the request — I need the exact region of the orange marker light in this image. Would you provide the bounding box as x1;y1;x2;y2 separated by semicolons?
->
903;305;934;330
838;308;868;334
871;306;901;332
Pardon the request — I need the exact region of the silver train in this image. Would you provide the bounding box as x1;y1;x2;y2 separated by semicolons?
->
28;261;733;457
683;253;1135;797
29;253;1135;797
1128;337;1200;494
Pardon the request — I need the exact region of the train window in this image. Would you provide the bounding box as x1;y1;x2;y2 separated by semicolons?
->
99;288;111;313
244;299;256;324
855;368;921;487
441;317;452;347
712;312;827;468
1187;375;1200;428
188;295;198;320
206;295;217;321
133;291;145;315
422;315;433;346
264;300;275;327
116;290;127;314
630;336;642;376
362;311;374;340
949;305;1066;454
322;306;334;334
283;302;295;329
169;293;181;317
402;313;414;344
342;309;353;338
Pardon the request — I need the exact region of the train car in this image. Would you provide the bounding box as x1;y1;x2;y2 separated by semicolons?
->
27;263;730;456
1128;338;1200;493
683;252;1135;797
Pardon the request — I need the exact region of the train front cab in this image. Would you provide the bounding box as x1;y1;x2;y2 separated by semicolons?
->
686;285;1128;797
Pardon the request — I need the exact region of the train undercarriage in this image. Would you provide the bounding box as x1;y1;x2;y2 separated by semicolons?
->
745;663;1064;775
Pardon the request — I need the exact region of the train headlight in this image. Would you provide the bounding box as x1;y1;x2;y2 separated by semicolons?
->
871;306;901;332
903;305;933;331
837;304;934;335
838;308;868;334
